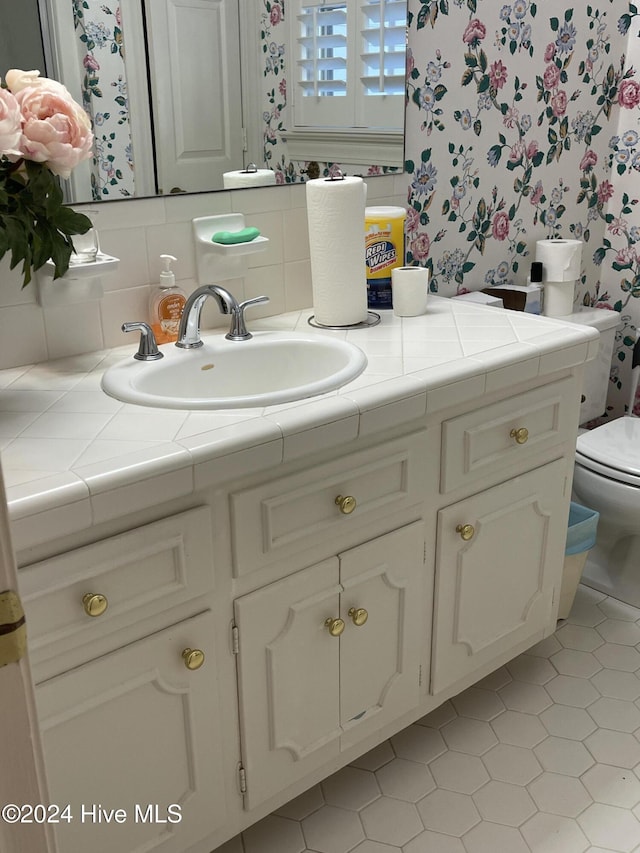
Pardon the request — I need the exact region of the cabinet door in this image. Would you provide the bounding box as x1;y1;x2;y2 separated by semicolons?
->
432;460;568;694
36;611;227;853
339;521;426;750
234;559;342;810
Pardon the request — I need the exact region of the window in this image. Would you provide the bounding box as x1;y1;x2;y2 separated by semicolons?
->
283;0;406;165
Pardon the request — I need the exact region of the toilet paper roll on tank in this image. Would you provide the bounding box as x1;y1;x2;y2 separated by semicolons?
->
306;175;369;326
535;238;583;317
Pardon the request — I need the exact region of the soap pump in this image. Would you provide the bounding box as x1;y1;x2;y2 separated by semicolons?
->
149;254;187;344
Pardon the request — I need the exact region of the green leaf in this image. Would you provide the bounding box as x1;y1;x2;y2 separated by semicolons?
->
550;16;559;31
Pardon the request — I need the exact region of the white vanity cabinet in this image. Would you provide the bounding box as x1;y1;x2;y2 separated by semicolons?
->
19;508;230;853
431;459;568;693
431;377;578;694
9;330;591;852
234;520;426;809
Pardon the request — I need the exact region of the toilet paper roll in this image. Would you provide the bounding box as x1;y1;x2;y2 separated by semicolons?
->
535;238;583;282
306;176;368;326
392;266;429;317
223;169;277;189
543;280;576;317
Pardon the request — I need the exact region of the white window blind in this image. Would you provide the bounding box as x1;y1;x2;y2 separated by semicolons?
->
293;0;406;131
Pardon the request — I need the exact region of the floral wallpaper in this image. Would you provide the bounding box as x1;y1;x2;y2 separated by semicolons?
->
72;0;134;199
404;0;639;417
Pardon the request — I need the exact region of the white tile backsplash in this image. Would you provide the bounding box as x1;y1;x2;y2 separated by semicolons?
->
0;182;406;369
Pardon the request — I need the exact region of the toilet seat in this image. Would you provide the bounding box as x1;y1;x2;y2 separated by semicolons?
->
575;417;640;487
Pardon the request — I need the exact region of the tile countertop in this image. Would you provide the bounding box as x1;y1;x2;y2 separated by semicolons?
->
0;297;599;551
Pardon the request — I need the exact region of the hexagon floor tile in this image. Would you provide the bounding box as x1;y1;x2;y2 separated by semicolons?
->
218;587;640;853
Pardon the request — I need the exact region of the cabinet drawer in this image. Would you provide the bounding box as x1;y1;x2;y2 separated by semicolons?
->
230;431;429;576
20;507;214;665
441;378;577;493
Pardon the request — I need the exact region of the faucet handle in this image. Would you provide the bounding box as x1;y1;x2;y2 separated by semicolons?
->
227;295;270;341
122;322;164;361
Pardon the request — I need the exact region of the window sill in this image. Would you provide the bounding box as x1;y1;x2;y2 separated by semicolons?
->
279;129;403;168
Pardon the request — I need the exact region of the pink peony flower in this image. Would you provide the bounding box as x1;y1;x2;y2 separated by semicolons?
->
618;79;640;109
614;246;636;266
0;87;23;156
14;80;93;178
270;3;282;26
492;211;510;241
544;43;556;62
543;64;561;90
551;90;567;117
463;19;486;45
410;233;431;261
489;60;508;90
83;55;100;72
580;149;598;171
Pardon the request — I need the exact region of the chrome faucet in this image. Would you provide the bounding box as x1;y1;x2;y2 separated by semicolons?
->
176;285;269;348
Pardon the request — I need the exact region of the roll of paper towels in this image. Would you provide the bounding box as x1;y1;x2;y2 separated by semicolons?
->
392;266;429;316
535;238;582;282
306;176;368;326
223;169;276;189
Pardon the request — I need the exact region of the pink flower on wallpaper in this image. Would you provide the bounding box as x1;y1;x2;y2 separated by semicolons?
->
509;140;525;163
551;90;568;117
270;3;283;26
526;140;540;160
544;43;556;62
492;211;510;241
489;60;508;90
614;246;636;266
598;180;615;204
463;19;486;45
580;149;598;171
279;79;286;98
406;48;415;77
530;181;544;205
83;55;100;71
503;106;519;128
618;79;640;109
543;64;561;90
608;216;628;235
405;207;420;232
410;233;431;261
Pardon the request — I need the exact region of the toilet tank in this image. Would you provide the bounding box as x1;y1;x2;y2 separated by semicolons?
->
557;307;620;424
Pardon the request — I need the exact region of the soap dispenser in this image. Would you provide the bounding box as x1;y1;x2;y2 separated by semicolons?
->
149;254;186;344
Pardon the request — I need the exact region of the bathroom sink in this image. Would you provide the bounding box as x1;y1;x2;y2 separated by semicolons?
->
101;331;367;409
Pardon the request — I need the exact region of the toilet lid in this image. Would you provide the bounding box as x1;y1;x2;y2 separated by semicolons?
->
576;417;640;483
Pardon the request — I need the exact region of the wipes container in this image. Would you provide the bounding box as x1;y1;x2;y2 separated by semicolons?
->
365;206;406;309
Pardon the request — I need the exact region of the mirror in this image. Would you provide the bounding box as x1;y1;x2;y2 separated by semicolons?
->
6;0;405;203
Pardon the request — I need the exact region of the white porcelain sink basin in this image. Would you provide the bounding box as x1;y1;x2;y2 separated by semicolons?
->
101;331;367;409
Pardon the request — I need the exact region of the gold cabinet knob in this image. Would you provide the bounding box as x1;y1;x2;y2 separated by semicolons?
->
510;427;529;445
324;617;345;637
348;607;368;627
82;593;108;617
182;648;205;670
456;524;475;541
335;495;357;515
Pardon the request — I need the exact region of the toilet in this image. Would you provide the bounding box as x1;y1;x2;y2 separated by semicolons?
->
560;308;640;606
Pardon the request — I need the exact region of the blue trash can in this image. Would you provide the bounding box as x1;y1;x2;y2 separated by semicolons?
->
559;502;600;619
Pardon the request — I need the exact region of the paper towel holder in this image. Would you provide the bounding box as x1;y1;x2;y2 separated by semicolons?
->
308;312;381;330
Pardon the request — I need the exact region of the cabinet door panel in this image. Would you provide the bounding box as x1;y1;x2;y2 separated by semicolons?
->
339;521;425;749
432;460;568;694
36;611;226;853
234;559;342;809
